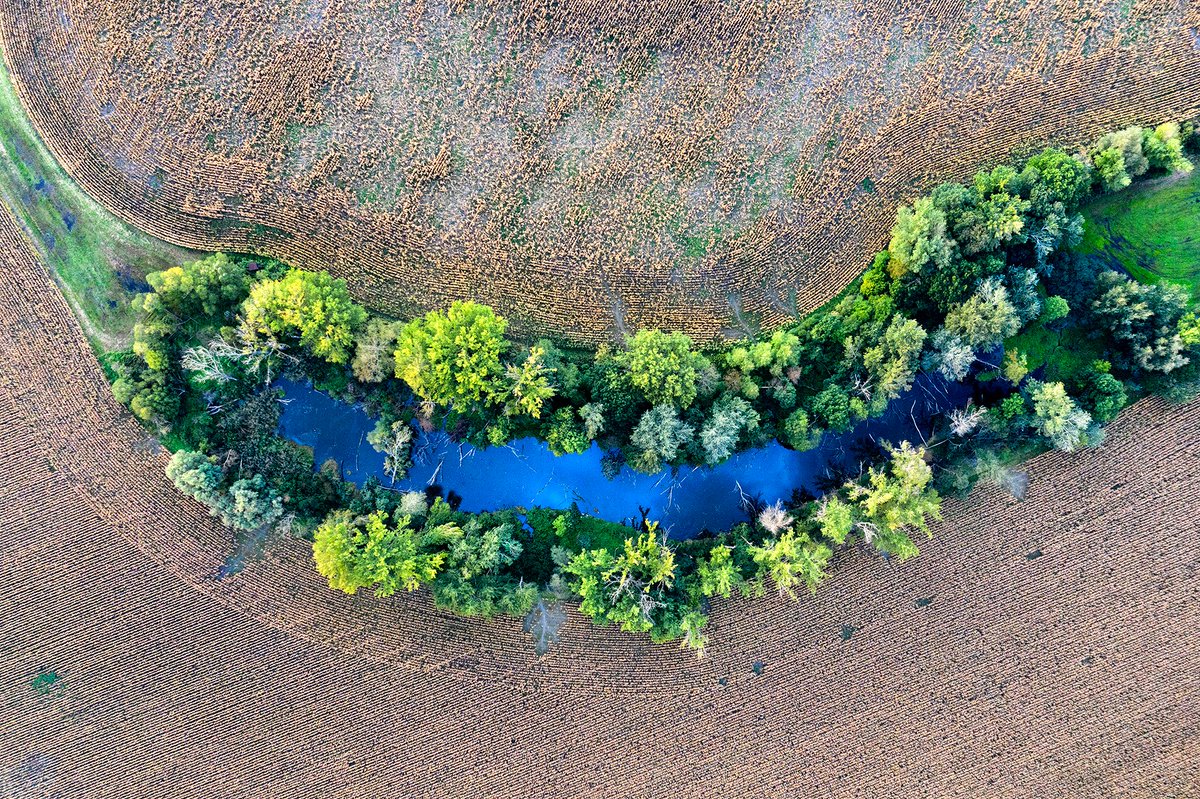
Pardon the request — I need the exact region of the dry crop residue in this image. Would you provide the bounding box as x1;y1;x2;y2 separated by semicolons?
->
0;203;1198;796
2;0;1200;342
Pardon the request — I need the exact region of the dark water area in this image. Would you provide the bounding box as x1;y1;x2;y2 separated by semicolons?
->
277;376;971;538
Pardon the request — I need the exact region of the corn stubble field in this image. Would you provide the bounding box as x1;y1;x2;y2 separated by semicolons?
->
2;0;1200;796
0;200;1198;794
1;0;1199;341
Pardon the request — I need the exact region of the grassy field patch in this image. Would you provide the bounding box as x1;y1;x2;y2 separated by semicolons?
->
0;50;199;350
1005;318;1105;384
1079;169;1200;301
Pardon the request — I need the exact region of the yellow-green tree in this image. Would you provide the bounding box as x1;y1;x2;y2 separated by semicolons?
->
240;269;366;364
618;330;709;409
313;511;448;597
846;442;941;560
394;301;509;407
747;528;831;599
563;525;678;634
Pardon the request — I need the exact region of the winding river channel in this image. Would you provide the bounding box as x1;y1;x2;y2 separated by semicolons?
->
277;376;971;537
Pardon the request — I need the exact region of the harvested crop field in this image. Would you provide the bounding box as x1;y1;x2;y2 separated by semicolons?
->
2;1;1200;342
1;204;1198;796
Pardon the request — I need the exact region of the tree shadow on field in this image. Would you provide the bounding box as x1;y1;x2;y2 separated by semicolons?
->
213;520;293;581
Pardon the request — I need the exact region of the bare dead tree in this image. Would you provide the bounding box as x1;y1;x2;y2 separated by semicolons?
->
948;403;987;437
758;501;794;535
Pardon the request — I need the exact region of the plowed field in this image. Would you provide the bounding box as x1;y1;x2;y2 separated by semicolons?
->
2;0;1199;342
1;201;1198;796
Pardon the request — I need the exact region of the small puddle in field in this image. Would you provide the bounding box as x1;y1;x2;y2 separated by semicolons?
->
277;374;971;538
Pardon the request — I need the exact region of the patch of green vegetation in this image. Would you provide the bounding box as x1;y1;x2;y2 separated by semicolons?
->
1005;319;1104;384
0;49;198;351
682;235;710;258
681;223;730;258
30;669;62;697
249;223;294;243
1079;167;1200;301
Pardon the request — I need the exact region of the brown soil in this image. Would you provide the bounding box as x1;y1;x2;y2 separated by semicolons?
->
0;197;1197;796
2;0;1199;343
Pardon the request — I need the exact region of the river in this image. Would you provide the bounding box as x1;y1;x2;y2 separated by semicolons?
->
277;376;970;537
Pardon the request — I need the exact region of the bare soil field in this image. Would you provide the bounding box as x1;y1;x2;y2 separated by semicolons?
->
2;0;1199;342
1;201;1198;795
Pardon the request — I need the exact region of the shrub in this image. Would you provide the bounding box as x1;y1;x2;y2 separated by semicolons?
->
394;300;509;408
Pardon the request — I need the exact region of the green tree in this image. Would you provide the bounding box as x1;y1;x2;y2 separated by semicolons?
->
545;407;590;456
585;350;642;434
1142;122;1194;174
431;574;538;618
240;269;367;363
747;528;831;599
619;330;709;409
394;301;510;407
923;329;975;381
1002;350;1030;385
1077;361;1128;423
313;512;374;595
724;330;801;376
846;442;941;560
367;419;413;481
698;394;760;465
563;526;678;634
943;278;1020;350
215;474;284;532
442;518;523;581
886;196;954;279
1027;381;1092;452
116;370;179;423
783;408;823;451
165;450;223;505
861;316;927;405
504;346;556;418
1041;295;1070;324
810;384;854;433
579;402;606;440
1091;126;1149;192
694;545;740;599
351;318;399;383
629;405;694;473
429;518;534;618
1022;148;1093;209
1091;271;1191;373
313;511;448;597
816;496;854;545
142;253;253;319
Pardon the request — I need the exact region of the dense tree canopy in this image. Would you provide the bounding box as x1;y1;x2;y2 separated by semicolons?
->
845;442;941;561
394;301;511;407
617;330;710;409
240;269;367;364
563;527;678;635
1091;271;1191;374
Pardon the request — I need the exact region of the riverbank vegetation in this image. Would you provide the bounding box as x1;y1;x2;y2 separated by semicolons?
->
110;121;1200;652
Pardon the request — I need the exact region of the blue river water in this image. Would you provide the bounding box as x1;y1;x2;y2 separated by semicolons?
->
277;376;970;537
